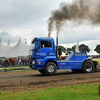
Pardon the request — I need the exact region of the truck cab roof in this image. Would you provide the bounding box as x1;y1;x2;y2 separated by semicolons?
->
31;37;54;43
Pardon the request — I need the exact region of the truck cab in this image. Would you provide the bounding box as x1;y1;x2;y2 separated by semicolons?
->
30;37;55;59
29;37;98;75
29;37;57;74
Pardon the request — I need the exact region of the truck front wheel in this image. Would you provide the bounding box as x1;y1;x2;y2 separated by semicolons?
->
45;62;57;75
82;60;95;73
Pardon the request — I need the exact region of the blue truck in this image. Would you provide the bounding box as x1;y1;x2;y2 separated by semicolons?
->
29;37;98;75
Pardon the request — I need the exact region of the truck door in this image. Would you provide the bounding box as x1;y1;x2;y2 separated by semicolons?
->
35;40;53;58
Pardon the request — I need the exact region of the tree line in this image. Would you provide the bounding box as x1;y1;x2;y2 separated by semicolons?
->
59;44;100;54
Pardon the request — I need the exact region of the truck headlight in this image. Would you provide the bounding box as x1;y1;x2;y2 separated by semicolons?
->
32;61;35;64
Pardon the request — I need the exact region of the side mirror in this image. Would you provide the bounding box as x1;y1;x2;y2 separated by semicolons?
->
34;46;41;51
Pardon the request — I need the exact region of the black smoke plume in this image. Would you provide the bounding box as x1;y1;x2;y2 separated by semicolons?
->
48;0;100;37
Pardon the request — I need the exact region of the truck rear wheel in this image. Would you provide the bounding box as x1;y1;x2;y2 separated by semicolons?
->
82;60;95;73
45;62;57;75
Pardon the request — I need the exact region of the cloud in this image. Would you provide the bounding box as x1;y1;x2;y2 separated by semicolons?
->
0;31;21;45
0;0;65;30
58;24;100;44
0;0;100;49
60;40;100;50
0;0;68;46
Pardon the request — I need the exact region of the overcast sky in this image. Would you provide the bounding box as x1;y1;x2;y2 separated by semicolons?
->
0;0;100;50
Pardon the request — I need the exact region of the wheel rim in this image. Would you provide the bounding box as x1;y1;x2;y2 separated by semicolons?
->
47;64;55;73
85;63;92;72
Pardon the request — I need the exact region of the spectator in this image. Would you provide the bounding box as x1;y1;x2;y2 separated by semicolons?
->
19;58;21;66
11;58;14;67
14;58;16;66
21;57;24;66
9;58;12;67
5;58;8;67
23;58;25;66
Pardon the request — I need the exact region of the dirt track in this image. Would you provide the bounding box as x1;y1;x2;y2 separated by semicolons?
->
0;69;100;92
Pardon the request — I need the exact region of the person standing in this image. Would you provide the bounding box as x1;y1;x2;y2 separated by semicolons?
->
11;58;14;67
5;58;8;67
19;58;21;66
13;58;16;67
21;57;24;66
9;58;11;67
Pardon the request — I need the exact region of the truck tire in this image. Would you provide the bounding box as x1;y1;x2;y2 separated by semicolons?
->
82;60;95;73
45;62;57;75
38;69;45;75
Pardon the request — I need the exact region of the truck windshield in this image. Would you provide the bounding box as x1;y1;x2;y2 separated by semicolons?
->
31;42;35;50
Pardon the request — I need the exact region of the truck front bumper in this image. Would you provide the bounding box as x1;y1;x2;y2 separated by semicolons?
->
30;59;44;70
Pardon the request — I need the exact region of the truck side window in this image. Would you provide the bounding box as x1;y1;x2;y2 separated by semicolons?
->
48;41;51;47
41;41;51;48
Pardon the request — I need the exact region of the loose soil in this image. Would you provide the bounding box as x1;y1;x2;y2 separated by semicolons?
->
0;69;100;92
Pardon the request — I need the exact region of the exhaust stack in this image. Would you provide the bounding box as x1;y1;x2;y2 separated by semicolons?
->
56;34;58;60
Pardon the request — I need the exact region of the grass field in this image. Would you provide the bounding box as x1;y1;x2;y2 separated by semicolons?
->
0;83;100;100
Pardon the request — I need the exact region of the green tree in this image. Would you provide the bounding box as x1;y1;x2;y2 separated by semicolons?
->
94;45;100;54
79;44;90;53
71;44;90;53
67;48;72;54
72;45;76;52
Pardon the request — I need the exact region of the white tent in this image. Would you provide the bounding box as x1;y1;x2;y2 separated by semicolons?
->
4;38;30;58
87;48;99;55
0;39;11;57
